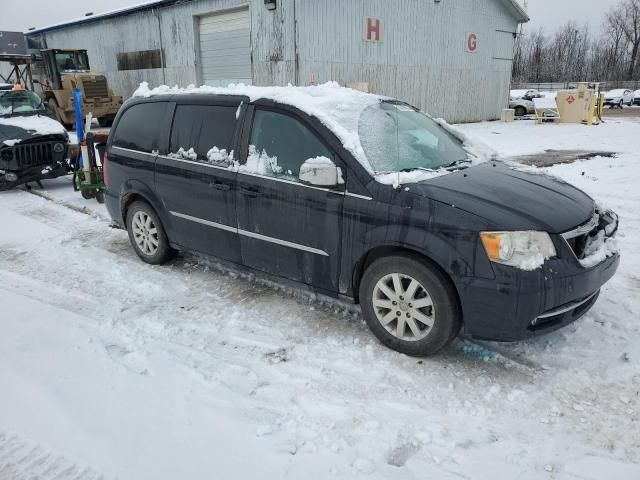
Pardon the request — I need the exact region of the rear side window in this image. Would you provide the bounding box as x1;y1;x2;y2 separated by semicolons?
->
169;105;237;165
112;102;166;153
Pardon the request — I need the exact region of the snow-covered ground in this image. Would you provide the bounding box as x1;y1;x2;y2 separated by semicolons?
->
1;118;639;479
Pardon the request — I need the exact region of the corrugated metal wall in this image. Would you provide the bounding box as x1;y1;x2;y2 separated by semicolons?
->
29;0;519;122
294;0;518;122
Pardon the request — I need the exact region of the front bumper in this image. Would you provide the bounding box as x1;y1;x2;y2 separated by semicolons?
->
457;252;619;341
457;209;620;341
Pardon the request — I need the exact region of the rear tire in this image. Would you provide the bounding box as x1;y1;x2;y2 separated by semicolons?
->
359;254;460;356
47;98;70;128
514;106;526;117
125;201;175;265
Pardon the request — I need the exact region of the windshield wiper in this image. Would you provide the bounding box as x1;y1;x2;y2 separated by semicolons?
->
443;159;472;170
399;160;471;173
400;166;435;173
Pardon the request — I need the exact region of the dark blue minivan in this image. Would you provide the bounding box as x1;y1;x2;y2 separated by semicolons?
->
103;85;619;356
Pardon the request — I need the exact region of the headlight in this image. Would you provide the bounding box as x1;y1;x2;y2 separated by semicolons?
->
53;142;65;153
480;231;556;269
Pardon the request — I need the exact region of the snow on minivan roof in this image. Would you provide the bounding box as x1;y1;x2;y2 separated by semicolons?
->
133;81;385;174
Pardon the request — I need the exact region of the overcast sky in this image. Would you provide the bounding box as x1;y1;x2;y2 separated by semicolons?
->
524;0;619;33
0;0;621;34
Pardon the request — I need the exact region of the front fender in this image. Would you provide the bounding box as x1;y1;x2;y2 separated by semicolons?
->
344;198;496;299
361;225;482;278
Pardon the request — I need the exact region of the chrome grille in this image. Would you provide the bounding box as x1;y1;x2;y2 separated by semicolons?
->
83;76;109;98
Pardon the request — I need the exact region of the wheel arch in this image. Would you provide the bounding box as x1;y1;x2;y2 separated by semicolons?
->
351;245;461;313
119;180;168;231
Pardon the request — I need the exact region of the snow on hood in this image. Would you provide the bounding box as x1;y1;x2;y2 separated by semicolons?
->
0;115;67;146
134;81;383;175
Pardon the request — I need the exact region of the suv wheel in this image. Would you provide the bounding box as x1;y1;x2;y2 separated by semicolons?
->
360;255;460;356
126;201;175;264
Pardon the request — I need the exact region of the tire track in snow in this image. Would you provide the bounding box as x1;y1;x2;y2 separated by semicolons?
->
0;433;108;480
7;186;633;474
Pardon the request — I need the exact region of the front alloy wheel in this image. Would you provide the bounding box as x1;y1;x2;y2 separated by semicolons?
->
373;273;435;341
360;254;460;356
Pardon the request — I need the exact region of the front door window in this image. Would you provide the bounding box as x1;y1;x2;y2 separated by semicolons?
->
246;110;332;181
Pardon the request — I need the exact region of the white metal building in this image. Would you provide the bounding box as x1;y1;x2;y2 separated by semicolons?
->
25;0;528;122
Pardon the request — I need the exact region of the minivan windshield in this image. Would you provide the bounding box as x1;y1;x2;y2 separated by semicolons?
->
358;101;469;173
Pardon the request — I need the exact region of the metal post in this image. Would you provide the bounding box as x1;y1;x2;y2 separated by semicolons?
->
73;88;85;166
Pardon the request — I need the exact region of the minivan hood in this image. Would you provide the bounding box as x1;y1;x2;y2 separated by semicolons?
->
408;162;594;233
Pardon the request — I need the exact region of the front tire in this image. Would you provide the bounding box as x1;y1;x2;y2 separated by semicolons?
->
359;254;460;356
126;201;174;264
514;106;526;117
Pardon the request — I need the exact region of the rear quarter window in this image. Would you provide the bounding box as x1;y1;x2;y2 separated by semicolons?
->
169;105;237;165
112;102;167;153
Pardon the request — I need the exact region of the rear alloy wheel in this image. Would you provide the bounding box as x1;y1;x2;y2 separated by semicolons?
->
360;255;460;356
126;201;174;264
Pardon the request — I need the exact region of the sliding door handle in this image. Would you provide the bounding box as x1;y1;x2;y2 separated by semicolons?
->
210;181;231;191
239;187;261;198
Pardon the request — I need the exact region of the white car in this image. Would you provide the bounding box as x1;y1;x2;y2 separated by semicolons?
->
634;90;640;106
509;96;535;116
510;89;541;100
604;89;634;108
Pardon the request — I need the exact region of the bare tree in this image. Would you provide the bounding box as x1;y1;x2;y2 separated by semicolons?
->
511;0;640;84
606;1;640;80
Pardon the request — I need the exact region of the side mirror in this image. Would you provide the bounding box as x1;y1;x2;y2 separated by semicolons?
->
299;157;342;187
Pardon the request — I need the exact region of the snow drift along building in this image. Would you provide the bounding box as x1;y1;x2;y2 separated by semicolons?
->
25;0;528;123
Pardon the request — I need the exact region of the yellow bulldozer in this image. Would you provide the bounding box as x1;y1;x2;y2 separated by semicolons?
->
34;49;122;128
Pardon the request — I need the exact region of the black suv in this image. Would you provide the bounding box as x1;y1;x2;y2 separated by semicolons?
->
0;89;69;190
104;86;619;356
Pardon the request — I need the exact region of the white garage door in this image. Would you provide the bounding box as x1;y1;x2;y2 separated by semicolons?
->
199;8;252;86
